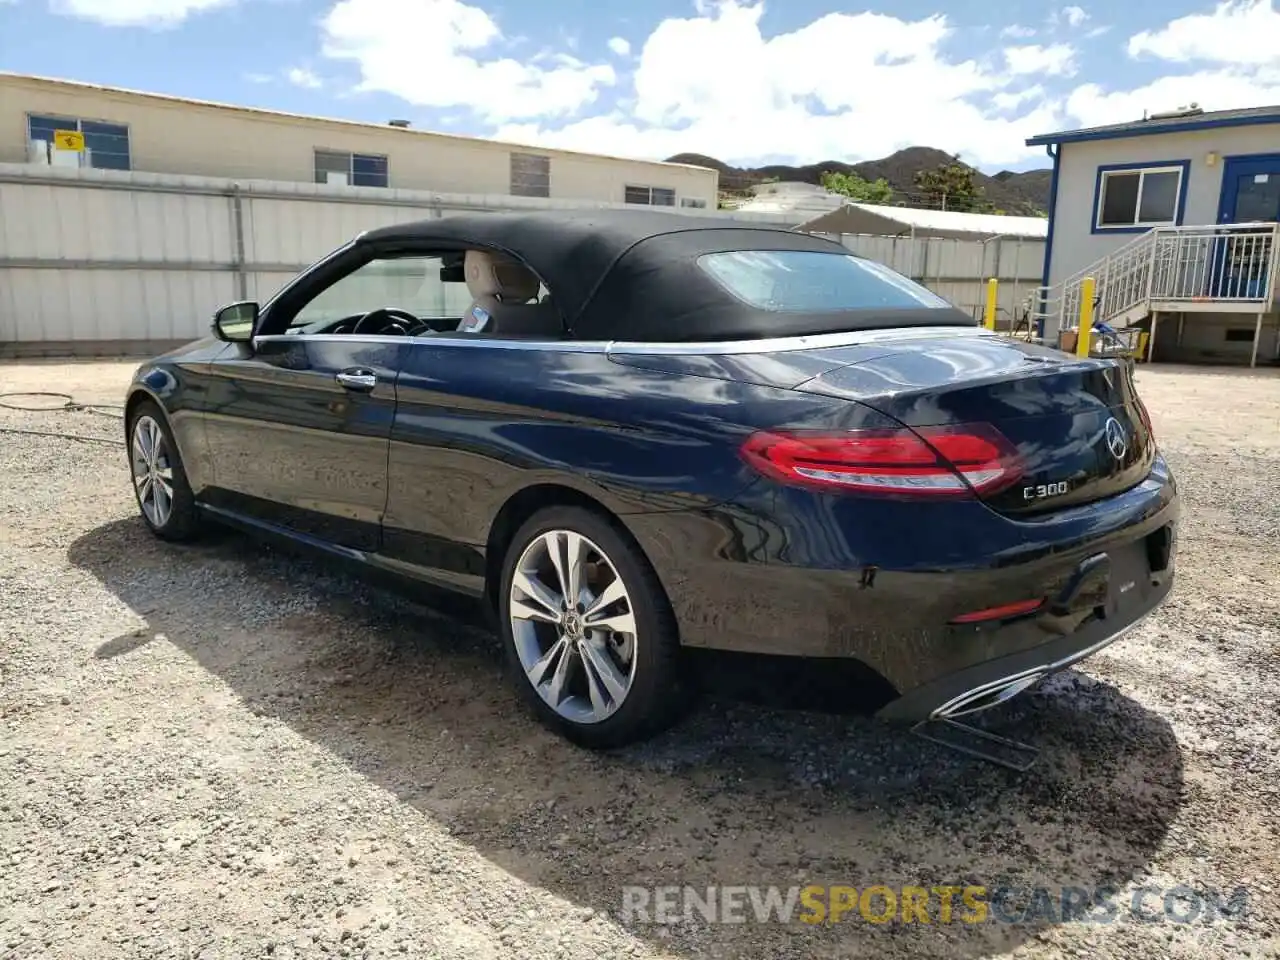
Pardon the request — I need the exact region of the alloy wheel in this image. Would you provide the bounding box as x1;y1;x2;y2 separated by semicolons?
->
508;529;638;724
130;415;175;528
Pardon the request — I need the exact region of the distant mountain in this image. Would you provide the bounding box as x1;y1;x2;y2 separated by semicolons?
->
665;148;1052;216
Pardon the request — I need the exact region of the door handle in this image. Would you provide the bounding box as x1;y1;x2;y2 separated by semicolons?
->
335;369;377;391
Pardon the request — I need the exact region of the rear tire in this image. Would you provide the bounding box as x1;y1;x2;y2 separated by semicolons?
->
127;400;201;542
498;506;687;748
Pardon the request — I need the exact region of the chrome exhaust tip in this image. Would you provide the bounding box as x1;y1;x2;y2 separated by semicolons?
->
932;670;1048;720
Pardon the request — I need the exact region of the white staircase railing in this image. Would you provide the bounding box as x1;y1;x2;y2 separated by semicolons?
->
1029;222;1280;340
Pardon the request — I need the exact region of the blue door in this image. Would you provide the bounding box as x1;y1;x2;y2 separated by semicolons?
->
1211;155;1280;298
1218;154;1280;224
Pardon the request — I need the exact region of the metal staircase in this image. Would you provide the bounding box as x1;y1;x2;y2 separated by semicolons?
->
1030;222;1280;365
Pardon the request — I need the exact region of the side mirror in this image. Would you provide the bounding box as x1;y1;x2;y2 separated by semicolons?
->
212;301;259;343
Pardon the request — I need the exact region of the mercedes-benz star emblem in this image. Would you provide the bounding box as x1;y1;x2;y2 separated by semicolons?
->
1104;417;1128;461
562;611;584;639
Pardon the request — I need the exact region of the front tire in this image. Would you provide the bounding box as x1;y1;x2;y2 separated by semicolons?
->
498;506;687;748
127;401;201;542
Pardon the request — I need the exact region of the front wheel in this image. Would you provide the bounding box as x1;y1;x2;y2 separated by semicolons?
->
498;506;687;748
127;401;201;542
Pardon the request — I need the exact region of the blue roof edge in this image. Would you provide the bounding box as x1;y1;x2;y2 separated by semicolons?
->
1026;111;1280;147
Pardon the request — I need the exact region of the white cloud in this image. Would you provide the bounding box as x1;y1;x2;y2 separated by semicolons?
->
319;0;615;123
1062;6;1089;27
497;1;1064;168
244;72;273;84
1063;0;1280;128
1003;43;1077;76
287;67;323;89
51;0;234;26
295;0;1280;170
1000;24;1036;38
1128;0;1280;65
992;85;1046;111
1067;70;1280;127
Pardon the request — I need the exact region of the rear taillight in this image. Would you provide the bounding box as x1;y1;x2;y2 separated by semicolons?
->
739;424;1022;497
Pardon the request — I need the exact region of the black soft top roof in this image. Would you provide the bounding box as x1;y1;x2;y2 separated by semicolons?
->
359;210;972;342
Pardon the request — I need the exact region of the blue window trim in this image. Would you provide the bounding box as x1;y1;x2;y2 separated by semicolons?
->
1090;159;1191;235
1215;152;1280;224
1027;112;1280;147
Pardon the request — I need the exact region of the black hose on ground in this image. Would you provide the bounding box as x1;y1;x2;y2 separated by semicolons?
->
0;392;125;445
0;426;122;446
0;391;125;419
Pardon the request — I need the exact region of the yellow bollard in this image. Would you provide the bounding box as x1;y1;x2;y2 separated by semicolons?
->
983;278;998;330
1076;276;1095;358
1135;330;1150;362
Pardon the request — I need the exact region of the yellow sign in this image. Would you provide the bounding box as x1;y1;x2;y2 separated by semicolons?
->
53;129;85;152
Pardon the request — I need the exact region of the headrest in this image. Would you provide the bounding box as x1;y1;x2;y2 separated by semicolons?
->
464;249;539;303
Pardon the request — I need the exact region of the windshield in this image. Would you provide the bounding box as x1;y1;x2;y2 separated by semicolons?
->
697;250;951;313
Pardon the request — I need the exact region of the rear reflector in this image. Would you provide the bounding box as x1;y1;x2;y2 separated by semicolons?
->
949;597;1045;624
739;424;1022;497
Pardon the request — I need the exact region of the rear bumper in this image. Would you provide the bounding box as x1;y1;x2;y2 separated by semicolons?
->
875;567;1172;722
626;457;1179;704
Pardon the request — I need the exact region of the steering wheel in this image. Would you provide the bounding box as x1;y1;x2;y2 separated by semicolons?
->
352;307;420;336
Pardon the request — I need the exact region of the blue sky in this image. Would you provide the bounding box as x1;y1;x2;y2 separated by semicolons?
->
2;0;1278;170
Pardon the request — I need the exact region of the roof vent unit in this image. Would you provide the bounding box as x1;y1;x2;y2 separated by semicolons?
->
388;119;411;128
1147;103;1203;121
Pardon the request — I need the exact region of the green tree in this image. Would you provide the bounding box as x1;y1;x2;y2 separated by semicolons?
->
913;156;987;212
820;170;894;205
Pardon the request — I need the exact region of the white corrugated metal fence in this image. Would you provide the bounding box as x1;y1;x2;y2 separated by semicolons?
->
0;163;1044;355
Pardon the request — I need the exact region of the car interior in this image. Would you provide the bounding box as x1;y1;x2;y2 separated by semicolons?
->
288;248;565;340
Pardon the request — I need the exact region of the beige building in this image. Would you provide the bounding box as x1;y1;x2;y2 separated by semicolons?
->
1027;104;1280;365
0;72;718;208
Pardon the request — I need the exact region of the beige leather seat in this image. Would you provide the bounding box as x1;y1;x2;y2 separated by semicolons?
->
457;249;561;336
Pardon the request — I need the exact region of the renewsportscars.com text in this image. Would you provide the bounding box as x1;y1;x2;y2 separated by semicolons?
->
620;884;1249;926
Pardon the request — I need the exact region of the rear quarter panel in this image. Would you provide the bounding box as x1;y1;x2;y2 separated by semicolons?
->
380;340;884;592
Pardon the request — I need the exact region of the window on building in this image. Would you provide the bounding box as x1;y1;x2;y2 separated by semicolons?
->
510;152;550;198
680;198;708;209
625;185;677;207
314;149;389;188
1095;164;1185;229
27;114;131;170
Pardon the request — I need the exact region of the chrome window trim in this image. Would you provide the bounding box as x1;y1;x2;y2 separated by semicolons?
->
253;325;995;355
252;332;607;353
608;325;994;355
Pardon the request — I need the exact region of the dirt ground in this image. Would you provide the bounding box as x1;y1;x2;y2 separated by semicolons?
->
0;359;1277;960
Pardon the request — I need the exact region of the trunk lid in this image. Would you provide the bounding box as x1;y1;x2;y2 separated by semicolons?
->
786;334;1157;516
609;330;1157;516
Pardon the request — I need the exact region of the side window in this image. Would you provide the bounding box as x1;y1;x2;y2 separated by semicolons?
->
454;248;562;338
290;255;473;328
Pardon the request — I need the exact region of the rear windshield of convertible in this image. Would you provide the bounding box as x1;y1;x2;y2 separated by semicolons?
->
696;250;951;313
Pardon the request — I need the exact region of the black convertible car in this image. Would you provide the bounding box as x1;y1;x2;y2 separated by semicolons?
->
125;211;1178;748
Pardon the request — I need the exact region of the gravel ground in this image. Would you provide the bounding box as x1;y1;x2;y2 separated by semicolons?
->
0;359;1277;960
